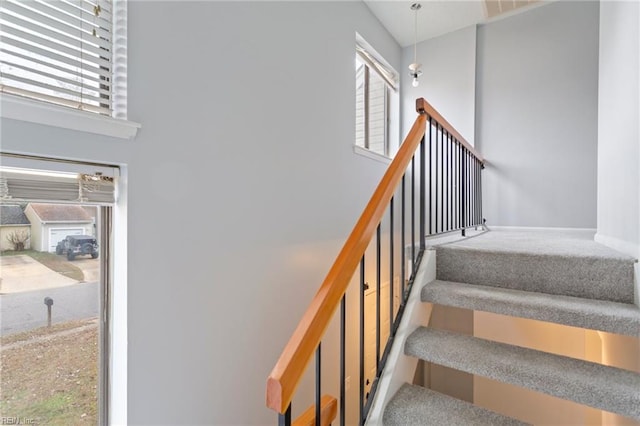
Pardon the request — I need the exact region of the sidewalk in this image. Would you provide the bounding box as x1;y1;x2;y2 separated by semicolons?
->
0;255;78;294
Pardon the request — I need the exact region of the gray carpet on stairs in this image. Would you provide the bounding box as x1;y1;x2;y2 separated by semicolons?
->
383;230;638;423
422;280;640;336
383;383;531;426
435;231;637;303
405;327;640;420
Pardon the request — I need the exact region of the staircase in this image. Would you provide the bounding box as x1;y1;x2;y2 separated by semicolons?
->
383;230;640;425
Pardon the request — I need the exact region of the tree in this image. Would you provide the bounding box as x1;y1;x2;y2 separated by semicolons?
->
6;229;30;251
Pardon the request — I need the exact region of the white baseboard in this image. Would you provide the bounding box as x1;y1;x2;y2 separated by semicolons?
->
488;226;597;238
594;233;640;259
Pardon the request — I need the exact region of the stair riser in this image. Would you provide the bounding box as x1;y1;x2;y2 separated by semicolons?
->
436;248;635;303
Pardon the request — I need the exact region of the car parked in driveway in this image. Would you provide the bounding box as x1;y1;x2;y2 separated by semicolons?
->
56;235;99;261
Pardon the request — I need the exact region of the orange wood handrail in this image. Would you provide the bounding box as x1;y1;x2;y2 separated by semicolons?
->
416;98;484;164
266;105;428;414
292;395;338;426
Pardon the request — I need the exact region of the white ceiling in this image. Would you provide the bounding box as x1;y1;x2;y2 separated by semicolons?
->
363;1;542;47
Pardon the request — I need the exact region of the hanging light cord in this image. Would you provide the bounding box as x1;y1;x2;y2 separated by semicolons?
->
413;5;418;65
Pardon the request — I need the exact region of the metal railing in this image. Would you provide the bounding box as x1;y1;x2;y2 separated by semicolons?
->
266;98;484;426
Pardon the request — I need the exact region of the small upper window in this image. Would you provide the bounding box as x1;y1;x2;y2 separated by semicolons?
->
355;39;398;158
0;0;124;118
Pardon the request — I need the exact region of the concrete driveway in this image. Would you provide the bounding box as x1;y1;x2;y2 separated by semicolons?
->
73;257;100;283
0;254;100;294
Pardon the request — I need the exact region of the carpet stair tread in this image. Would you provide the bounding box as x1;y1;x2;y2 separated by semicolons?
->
434;234;636;303
422;280;640;336
405;327;640;420
383;384;531;426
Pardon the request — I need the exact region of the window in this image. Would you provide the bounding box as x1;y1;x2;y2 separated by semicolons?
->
1;0;118;114
0;154;119;424
0;0;138;138
355;39;398;158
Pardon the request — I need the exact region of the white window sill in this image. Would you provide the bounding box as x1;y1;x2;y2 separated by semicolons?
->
0;93;140;140
353;145;392;164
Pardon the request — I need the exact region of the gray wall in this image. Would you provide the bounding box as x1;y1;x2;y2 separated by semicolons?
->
596;0;640;257
476;1;599;228
0;2;401;424
402;25;477;146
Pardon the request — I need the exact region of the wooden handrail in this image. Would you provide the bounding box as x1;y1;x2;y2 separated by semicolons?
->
416;98;484;164
266;104;428;414
292;395;337;426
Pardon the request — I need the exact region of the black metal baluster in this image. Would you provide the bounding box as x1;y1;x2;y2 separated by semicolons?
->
478;160;482;226
470;157;474;227
461;148;467;236
435;124;439;234
411;157;415;271
453;140;457;230
469;153;473;228
389;197;394;334
467;151;471;230
376;224;381;371
458;143;462;231
420;134;425;250
445;131;449;232
279;404;291;426
316;343;321;426
466;149;470;230
479;162;483;227
474;159;478;226
440;128;444;234
450;136;454;231
340;294;345;426
401;175;406;298
428;118;433;236
474;158;478;226
359;256;365;425
458;143;462;230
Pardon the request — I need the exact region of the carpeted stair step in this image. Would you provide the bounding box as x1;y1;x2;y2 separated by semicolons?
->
383;383;530;426
405;327;640;420
435;238;636;303
422;280;640;336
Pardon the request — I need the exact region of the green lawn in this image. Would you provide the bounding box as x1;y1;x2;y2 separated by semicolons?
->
0;321;98;425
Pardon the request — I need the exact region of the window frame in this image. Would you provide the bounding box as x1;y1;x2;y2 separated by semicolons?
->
354;36;398;161
356;59;390;156
0;92;140;139
0;0;139;139
0;153;126;424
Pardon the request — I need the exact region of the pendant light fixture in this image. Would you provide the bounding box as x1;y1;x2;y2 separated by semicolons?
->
409;3;422;87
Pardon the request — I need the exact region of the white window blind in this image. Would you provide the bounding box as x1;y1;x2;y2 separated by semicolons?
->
0;0;114;115
0;154;118;204
356;42;398;91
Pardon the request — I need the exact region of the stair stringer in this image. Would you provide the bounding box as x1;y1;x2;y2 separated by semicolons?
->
365;248;436;426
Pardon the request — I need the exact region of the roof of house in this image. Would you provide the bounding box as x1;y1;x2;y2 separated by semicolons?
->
28;203;92;222
0;205;30;226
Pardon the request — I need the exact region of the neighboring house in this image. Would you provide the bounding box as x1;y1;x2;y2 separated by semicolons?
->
24;203;94;253
0;205;31;251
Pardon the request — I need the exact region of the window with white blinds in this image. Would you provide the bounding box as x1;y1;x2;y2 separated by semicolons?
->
0;0;115;115
355;40;398;158
0;154;118;204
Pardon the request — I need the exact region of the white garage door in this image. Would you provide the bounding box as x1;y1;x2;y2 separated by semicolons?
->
49;228;84;252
